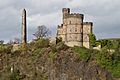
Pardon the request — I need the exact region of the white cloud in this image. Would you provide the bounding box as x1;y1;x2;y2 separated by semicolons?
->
28;11;62;28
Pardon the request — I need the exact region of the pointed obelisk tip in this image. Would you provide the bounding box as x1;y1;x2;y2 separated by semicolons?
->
23;9;26;12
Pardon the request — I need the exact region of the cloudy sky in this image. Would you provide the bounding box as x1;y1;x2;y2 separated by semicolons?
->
0;0;120;42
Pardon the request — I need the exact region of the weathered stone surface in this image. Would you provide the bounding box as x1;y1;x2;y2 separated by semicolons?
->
22;9;27;44
57;8;93;48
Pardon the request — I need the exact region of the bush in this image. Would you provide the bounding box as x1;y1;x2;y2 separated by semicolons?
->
34;38;49;48
32;48;44;63
96;48;120;78
73;46;91;61
50;45;57;53
56;42;69;51
0;45;6;53
49;52;57;61
0;45;12;54
10;69;23;80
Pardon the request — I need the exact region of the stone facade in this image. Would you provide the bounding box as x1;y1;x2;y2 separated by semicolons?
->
57;8;93;48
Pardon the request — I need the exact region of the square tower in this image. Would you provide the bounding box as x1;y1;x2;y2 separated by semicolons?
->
57;8;93;48
83;22;93;48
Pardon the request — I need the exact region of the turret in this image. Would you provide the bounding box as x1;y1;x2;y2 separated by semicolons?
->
62;8;70;19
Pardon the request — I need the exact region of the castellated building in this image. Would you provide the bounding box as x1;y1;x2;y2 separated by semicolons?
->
57;8;93;48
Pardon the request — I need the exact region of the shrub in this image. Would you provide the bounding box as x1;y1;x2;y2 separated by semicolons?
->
0;45;6;53
10;69;23;80
56;42;69;51
32;48;44;62
49;52;57;60
73;46;91;61
0;45;12;54
96;48;120;78
34;38;49;48
50;45;57;53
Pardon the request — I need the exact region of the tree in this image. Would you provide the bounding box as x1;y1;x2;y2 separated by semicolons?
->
33;25;51;39
7;40;14;45
100;39;108;48
7;38;21;45
0;40;4;45
13;38;21;44
89;33;97;47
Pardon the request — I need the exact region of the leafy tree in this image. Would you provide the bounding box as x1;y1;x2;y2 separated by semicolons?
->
33;25;51;39
89;33;97;47
106;40;112;50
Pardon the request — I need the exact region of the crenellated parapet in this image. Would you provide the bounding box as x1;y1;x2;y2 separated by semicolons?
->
64;13;84;19
83;22;93;26
68;13;83;18
58;24;63;29
57;8;93;48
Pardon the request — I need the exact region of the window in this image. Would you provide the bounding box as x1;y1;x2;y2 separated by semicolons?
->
75;36;77;40
69;35;72;41
70;29;72;32
75;28;77;32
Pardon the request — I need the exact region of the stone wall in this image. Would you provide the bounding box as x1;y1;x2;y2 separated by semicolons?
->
83;22;93;48
57;8;93;48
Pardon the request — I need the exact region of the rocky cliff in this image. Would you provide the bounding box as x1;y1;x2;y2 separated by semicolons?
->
0;42;114;80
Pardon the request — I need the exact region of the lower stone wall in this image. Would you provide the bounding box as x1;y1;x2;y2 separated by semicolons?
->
83;42;90;49
65;41;82;47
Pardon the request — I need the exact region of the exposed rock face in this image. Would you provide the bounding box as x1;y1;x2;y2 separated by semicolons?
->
0;46;112;80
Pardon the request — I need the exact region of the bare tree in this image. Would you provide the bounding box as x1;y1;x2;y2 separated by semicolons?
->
7;40;14;45
13;38;21;44
33;25;51;39
7;38;20;45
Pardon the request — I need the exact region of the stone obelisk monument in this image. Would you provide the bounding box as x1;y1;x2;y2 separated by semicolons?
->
22;9;27;48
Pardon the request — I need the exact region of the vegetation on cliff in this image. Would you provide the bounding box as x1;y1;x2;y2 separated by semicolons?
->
0;38;120;80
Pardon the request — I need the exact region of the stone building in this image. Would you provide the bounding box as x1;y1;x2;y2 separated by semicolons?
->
57;8;93;48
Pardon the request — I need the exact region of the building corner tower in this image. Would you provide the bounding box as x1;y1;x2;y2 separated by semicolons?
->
22;9;27;44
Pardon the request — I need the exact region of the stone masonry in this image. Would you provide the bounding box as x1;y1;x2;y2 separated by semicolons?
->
22;9;27;44
57;8;93;48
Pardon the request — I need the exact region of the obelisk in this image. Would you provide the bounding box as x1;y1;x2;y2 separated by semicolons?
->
22;9;27;45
